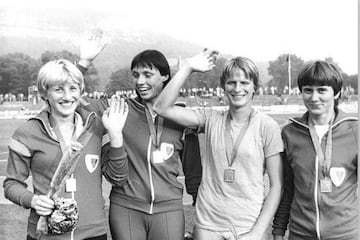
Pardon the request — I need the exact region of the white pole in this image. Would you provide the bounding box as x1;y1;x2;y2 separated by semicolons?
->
288;53;291;95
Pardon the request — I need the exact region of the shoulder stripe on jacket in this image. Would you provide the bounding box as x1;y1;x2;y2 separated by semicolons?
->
102;133;110;147
9;138;31;157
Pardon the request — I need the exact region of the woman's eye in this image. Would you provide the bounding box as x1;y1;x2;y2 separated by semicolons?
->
132;73;139;78
226;81;235;85
302;88;311;93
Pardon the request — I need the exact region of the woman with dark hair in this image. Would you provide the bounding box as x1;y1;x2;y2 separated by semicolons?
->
272;61;358;240
79;34;202;240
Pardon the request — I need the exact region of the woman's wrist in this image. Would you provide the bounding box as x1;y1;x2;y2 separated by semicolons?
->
77;59;92;69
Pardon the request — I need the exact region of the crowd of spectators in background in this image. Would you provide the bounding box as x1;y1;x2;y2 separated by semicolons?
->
0;84;355;106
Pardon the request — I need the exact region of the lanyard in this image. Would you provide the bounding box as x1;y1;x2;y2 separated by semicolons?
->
50;116;78;154
144;106;163;149
308;115;334;178
224;109;254;168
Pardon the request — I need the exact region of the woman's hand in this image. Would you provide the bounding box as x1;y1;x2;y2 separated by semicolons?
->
31;195;54;216
185;48;218;73
102;97;129;147
79;28;108;68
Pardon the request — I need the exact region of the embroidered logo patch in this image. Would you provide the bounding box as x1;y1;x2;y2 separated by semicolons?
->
329;167;346;187
85;154;99;173
160;142;174;161
152;143;174;164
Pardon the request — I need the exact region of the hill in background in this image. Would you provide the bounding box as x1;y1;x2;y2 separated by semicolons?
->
0;7;271;91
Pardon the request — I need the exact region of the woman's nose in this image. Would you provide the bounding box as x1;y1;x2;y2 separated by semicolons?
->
136;75;146;84
62;89;73;100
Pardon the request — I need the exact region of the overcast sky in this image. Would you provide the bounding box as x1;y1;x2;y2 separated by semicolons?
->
0;0;358;74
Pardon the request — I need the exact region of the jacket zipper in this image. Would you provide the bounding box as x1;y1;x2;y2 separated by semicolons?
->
290;118;322;238
33;112;94;240
290;116;358;239
314;155;321;239
147;137;155;214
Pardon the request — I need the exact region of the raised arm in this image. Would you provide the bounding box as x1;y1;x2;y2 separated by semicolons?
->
76;28;109;113
101;97;129;186
78;28;108;69
153;50;217;128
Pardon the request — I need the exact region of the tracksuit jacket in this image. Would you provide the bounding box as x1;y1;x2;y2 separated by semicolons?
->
3;107;128;239
272;110;358;240
85;96;202;214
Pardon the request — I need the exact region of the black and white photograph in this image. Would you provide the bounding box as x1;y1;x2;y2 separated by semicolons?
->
0;0;358;239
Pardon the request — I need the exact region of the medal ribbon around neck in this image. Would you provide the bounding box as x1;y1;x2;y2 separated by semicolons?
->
308;114;334;178
144;106;163;149
224;109;254;168
50;115;78;154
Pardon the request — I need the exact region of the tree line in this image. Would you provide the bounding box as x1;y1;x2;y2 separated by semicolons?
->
0;51;100;95
0;51;357;97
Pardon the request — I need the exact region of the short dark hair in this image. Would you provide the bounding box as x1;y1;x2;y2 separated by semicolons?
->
130;50;171;87
297;61;343;107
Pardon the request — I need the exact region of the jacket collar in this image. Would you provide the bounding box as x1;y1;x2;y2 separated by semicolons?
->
290;109;357;129
30;106;96;141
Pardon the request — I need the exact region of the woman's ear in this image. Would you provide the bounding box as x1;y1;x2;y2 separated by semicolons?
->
161;74;169;83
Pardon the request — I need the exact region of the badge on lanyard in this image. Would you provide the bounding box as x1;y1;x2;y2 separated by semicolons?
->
145;107;165;164
224;168;235;183
153;149;164;164
320;177;332;193
65;178;77;192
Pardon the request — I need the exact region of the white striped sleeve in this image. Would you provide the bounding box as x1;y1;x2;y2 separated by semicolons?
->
102;133;110;147
9;138;31;157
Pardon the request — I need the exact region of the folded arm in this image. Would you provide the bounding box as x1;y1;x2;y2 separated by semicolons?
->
4;148;33;208
4;139;55;215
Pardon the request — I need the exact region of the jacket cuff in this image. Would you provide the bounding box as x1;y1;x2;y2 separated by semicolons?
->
21;192;34;209
272;227;286;236
109;146;127;160
76;63;88;75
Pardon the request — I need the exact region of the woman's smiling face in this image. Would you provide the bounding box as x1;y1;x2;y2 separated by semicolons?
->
224;69;255;109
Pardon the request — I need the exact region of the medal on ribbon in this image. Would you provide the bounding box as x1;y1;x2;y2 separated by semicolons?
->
224;168;235;183
223;110;254;183
153;149;164;164
320;177;332;193
308;115;334;193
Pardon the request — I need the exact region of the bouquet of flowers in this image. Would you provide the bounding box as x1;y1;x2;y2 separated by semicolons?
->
48;197;79;234
36;128;93;237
